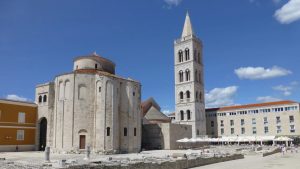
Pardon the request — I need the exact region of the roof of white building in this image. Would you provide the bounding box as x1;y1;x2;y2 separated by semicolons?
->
206;100;298;112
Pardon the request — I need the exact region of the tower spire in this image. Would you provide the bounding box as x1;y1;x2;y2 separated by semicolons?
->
181;12;194;38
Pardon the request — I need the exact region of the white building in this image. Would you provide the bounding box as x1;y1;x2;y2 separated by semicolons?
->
174;13;206;138
35;53;141;154
206;100;300;140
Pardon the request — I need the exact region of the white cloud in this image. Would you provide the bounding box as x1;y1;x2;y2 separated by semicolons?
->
164;0;183;6
234;66;291;80
273;81;298;96
274;0;300;24
256;96;281;102
273;85;292;96
162;109;171;114
205;86;238;108
6;94;29;102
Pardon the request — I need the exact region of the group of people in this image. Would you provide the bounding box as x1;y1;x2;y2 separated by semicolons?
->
280;143;298;155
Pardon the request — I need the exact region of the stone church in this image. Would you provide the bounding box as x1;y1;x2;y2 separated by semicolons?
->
35;53;141;153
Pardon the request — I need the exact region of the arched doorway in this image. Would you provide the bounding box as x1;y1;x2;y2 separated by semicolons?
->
39;118;47;151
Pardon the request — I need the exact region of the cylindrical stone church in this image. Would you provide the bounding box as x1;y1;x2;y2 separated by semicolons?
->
35;53;141;154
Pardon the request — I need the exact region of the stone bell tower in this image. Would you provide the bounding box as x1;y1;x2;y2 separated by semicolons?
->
174;13;206;138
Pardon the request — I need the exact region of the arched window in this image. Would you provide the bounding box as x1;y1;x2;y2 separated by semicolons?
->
38;95;42;103
185;48;190;60
185;69;190;81
179;71;184;82
43;95;47;102
195;70;198;82
134;128;137;136
180;110;184;120
186;90;190;99
179;91;184;100
95;64;98;69
194;50;197;61
187;110;191;120
124;127;128;136
199;73;202;83
198;52;201;64
197;129;200;135
178;50;183;62
106;127;110;136
196;91;198;101
199;92;202;102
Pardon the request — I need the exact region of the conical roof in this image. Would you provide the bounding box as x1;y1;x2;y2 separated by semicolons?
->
181;12;195;38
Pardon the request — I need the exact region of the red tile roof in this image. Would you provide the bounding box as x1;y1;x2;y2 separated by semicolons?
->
211;100;298;112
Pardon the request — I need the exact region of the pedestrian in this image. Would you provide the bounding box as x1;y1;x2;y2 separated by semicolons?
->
283;146;286;155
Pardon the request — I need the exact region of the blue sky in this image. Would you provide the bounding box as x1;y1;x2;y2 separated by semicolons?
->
1;0;300;113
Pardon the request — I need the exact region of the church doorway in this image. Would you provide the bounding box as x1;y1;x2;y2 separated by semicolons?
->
79;135;86;149
39;118;47;151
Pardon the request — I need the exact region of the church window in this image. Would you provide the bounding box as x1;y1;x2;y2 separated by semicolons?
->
134;128;137;136
133;92;135;96
43;95;47;103
196;91;198;101
99;87;101;92
38;95;42;103
185;48;190;60
179;71;184;82
195;70;198;82
199;92;202;102
179;92;184;100
180;110;184;120
197;129;200;135
106;127;110;136
187;110;191;120
178;50;183;62
124;127;128;136
186;90;190;99
185;69;190;81
198;53;201;64
199;73;201;83
95;64;98;69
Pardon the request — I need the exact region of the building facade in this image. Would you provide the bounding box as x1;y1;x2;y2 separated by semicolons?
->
141;98;192;150
35;53;142;154
0;99;37;152
174;13;206;138
206;100;300;139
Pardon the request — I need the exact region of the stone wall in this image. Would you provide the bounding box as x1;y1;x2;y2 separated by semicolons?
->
142;123;192;150
262;148;281;157
65;154;244;169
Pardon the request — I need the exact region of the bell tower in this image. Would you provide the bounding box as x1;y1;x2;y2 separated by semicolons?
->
174;13;206;138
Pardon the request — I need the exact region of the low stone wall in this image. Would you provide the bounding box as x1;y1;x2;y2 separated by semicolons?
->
262;148;281;157
0;145;35;152
66;154;244;169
